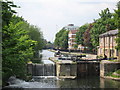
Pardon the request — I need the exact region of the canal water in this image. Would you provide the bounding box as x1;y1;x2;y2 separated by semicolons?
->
3;50;120;89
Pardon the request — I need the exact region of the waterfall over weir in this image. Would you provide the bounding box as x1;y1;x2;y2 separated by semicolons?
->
27;50;56;77
32;64;56;76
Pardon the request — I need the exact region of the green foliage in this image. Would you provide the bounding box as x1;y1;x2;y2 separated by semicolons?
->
2;0;45;86
75;24;89;45
111;74;120;78
75;24;94;52
96;55;103;59
2;21;37;82
27;25;45;58
11;15;25;24
116;69;120;74
54;29;68;49
108;60;118;62
90;8;117;50
106;70;120;78
11;15;45;58
44;41;54;49
74;44;78;49
2;0;18;26
83;24;93;51
115;1;120;50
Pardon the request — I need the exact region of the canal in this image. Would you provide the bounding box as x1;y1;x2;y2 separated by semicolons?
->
3;50;120;89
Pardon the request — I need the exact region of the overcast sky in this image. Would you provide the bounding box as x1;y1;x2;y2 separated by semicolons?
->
13;0;118;42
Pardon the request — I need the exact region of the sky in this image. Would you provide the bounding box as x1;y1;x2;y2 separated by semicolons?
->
13;0;118;42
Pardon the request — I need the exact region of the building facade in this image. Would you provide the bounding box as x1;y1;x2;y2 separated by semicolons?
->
78;44;85;51
68;30;78;50
97;29;118;58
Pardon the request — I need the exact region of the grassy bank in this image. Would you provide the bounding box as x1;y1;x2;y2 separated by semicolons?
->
106;69;120;79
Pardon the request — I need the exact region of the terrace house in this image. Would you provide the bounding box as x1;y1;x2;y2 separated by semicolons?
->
97;29;119;58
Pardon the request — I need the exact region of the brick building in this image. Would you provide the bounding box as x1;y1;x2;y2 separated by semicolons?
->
97;29;119;58
68;30;78;50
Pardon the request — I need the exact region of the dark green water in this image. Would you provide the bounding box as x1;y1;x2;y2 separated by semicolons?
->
2;76;120;89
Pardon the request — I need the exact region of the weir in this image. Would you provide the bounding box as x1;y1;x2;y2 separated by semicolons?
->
27;50;56;77
27;50;100;78
27;63;56;76
32;64;56;76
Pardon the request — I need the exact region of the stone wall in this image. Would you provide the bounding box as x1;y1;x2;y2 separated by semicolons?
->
77;62;100;77
56;63;77;78
53;61;100;78
27;63;33;75
100;61;120;77
27;63;56;76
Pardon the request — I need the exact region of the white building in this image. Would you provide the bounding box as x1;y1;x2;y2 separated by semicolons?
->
63;24;79;30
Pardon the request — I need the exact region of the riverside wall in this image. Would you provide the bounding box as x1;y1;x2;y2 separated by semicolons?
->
28;58;120;79
56;62;77;79
77;61;100;77
100;61;120;77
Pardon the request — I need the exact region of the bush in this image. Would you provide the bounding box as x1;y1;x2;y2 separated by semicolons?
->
116;69;120;74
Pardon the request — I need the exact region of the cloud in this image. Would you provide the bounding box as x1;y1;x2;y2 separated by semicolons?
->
13;0;118;42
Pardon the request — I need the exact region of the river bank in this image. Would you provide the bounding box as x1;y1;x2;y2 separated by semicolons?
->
99;60;120;81
102;76;120;81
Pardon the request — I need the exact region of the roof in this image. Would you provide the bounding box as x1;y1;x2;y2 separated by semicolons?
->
69;30;78;34
63;24;79;30
99;29;118;37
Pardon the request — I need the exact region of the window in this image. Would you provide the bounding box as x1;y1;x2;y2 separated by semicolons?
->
110;36;113;44
116;49;119;56
106;37;108;44
100;38;103;46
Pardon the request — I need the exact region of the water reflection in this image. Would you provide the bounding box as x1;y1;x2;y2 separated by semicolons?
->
100;78;120;88
3;77;120;89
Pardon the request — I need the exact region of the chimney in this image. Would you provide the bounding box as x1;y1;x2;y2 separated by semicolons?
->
68;24;74;26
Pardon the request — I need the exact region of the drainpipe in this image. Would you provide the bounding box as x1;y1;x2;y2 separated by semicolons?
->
103;36;105;56
118;51;120;62
112;35;114;59
108;35;110;59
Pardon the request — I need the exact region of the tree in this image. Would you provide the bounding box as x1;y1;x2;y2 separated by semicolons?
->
54;29;68;49
75;24;89;45
54;29;64;49
59;30;69;49
44;41;54;49
2;0;18;27
2;21;37;84
83;24;93;52
11;15;25;24
2;0;45;86
28;25;45;58
115;1;120;61
11;15;45;58
90;8;117;50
